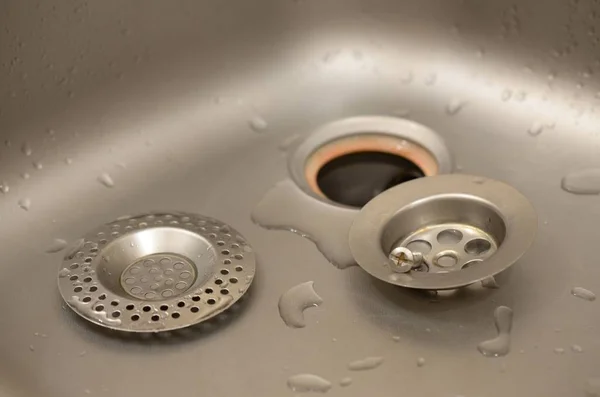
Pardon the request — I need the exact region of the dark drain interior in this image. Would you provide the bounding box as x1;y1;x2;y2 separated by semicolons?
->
316;151;425;207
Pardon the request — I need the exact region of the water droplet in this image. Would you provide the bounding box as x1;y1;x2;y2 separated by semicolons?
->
501;89;512;101
249;116;268;133
34;332;47;338
416;357;426;367
0;182;9;194
18;198;31;211
446;99;466;115
528;121;544;136
393;108;411;118
97;172;114;188
278;281;323;328
47;239;68;253
481;276;499;289
477;306;513;357
21;143;32;156
29;345;34;352
392;335;401;342
65;157;73;165
572;344;584;353
352;50;363;60
424;73;437;86
68;296;121;326
400;71;413;84
388;272;413;283
515;91;527;101
21;173;30;180
347;356;384;371
252;179;357;269
322;50;340;63
64;238;85;260
561;169;600;195
554;347;565;354
58;268;70;277
571;287;596;301
339;377;352;387
586;378;600;396
287;374;332;393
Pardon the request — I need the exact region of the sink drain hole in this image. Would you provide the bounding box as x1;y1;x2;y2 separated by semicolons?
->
289;117;453;209
316;151;425;208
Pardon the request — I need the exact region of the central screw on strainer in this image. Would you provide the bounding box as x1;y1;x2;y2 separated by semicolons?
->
349;174;537;290
57;212;256;333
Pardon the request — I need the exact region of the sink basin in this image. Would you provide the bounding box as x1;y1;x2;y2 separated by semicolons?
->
1;0;600;396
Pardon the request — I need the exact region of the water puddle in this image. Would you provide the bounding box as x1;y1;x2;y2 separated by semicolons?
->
46;238;68;253
252;179;357;269
477;306;513;357
97;173;115;188
571;287;596;301
278;281;323;328
347;356;384;371
287;374;332;393
561;169;600;195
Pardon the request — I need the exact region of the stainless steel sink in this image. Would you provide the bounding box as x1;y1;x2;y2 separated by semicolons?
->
2;0;600;396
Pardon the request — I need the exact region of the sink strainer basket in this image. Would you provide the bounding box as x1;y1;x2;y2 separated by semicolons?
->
349;174;537;290
57;212;256;333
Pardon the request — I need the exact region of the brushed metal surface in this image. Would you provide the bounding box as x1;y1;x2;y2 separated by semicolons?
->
1;0;600;396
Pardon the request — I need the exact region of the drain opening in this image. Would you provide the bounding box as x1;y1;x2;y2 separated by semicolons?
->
316;151;425;208
290;117;453;209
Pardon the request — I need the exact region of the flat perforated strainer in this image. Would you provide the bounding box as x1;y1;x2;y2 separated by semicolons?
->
57;212;256;332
